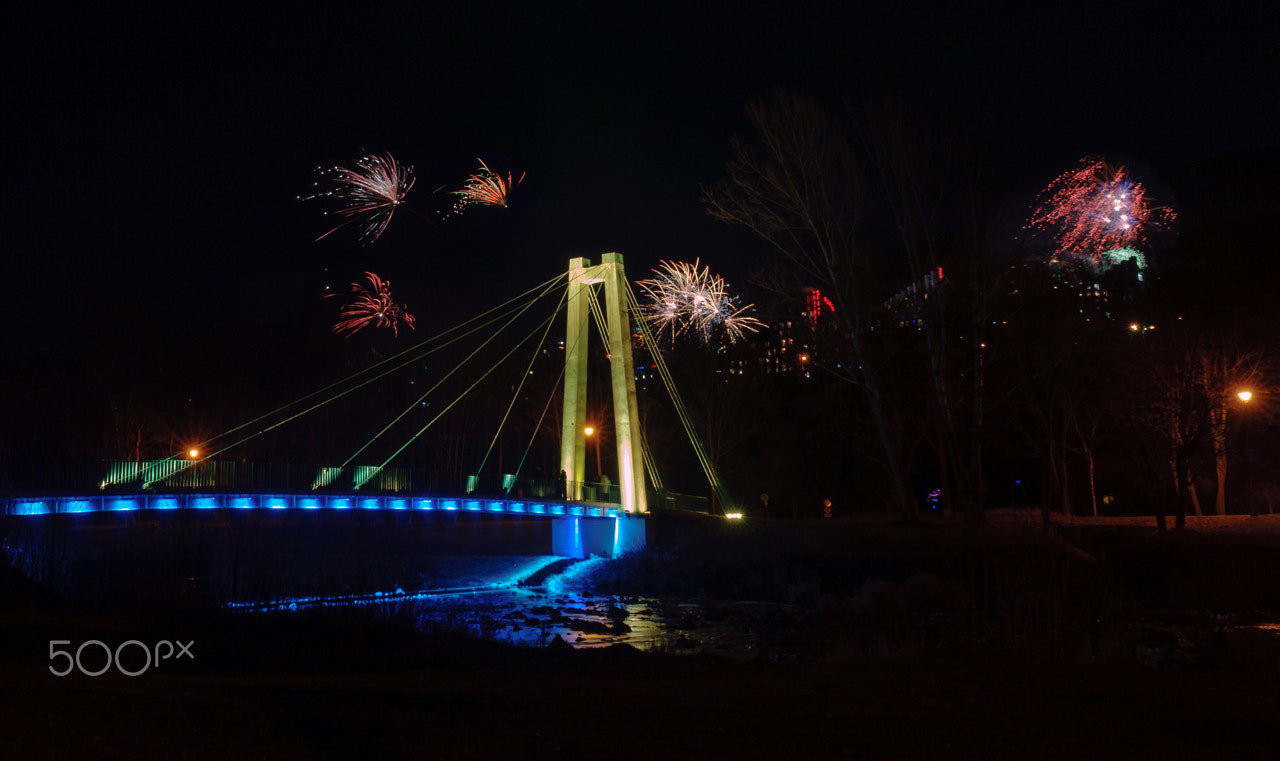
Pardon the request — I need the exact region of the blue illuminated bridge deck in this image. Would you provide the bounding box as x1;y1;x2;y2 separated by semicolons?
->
1;492;646;558
2;492;626;518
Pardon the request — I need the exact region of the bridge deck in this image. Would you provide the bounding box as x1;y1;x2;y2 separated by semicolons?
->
2;493;625;518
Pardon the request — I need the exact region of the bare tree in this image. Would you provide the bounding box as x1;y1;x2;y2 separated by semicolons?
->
702;91;915;521
858;92;999;524
1132;338;1212;530
1192;341;1274;514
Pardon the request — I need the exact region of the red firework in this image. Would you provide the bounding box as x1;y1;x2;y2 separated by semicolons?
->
301;152;415;243
451;159;524;212
330;272;416;337
1025;156;1174;267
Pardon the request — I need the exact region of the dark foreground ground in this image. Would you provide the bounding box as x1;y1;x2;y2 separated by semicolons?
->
3;637;1278;760
3;510;1280;759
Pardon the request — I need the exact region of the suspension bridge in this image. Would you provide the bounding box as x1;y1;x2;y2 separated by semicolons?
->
2;254;735;559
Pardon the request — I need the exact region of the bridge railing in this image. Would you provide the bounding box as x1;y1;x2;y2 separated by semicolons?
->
1;459;713;514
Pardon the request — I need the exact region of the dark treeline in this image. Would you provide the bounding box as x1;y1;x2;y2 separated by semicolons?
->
694;90;1280;527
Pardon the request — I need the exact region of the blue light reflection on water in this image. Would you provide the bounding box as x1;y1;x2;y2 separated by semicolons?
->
222;552;659;648
226;556;566;614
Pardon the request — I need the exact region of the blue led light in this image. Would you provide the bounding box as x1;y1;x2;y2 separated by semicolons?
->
14;501;49;516
8;488;636;557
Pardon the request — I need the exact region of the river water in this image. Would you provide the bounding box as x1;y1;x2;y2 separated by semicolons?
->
228;557;811;659
223;557;1280;667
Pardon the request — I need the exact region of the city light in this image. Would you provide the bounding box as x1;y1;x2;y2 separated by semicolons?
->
1238;390;1253;402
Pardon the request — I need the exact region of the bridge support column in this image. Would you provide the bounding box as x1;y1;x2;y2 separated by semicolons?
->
560;253;648;514
561;257;593;501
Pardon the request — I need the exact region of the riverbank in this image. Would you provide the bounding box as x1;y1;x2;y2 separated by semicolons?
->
4;510;1280;758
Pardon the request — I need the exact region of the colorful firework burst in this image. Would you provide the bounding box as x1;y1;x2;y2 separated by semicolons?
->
1099;247;1148;272
1025;156;1174;269
330;272;416;337
300;152;415;243
637;260;764;345
449;159;524;214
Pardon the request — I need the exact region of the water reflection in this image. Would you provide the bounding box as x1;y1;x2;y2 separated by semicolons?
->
234;588;807;659
412;588;751;653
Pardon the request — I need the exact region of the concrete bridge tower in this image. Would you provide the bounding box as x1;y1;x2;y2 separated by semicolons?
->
560;253;648;514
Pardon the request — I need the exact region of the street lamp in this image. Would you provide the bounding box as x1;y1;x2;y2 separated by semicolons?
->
583;425;601;482
1212;388;1260;515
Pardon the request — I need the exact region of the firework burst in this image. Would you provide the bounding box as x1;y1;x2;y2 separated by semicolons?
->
301;152;415;243
637;260;764;345
449;159;524;214
330;272;416;337
1025;156;1174;269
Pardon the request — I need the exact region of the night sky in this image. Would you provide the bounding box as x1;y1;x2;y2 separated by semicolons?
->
3;3;1277;383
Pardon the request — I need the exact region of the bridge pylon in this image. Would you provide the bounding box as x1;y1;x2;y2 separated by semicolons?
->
561;253;647;514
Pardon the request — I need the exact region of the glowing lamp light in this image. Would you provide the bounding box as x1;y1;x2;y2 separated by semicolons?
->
725;512;744;520
188;449;199;458
584;426;594;436
1129;323;1140;332
1238;390;1253;402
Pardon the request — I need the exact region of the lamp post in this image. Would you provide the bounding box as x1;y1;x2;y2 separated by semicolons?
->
584;425;602;484
1213;389;1257;515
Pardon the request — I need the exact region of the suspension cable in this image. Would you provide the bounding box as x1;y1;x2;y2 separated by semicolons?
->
365;292;567;482
510;359;567;485
624;282;733;509
343;275;566;471
140;272;568;486
472;282;569;479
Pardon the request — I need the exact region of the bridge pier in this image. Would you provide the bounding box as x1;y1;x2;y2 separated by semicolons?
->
551;513;646;559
